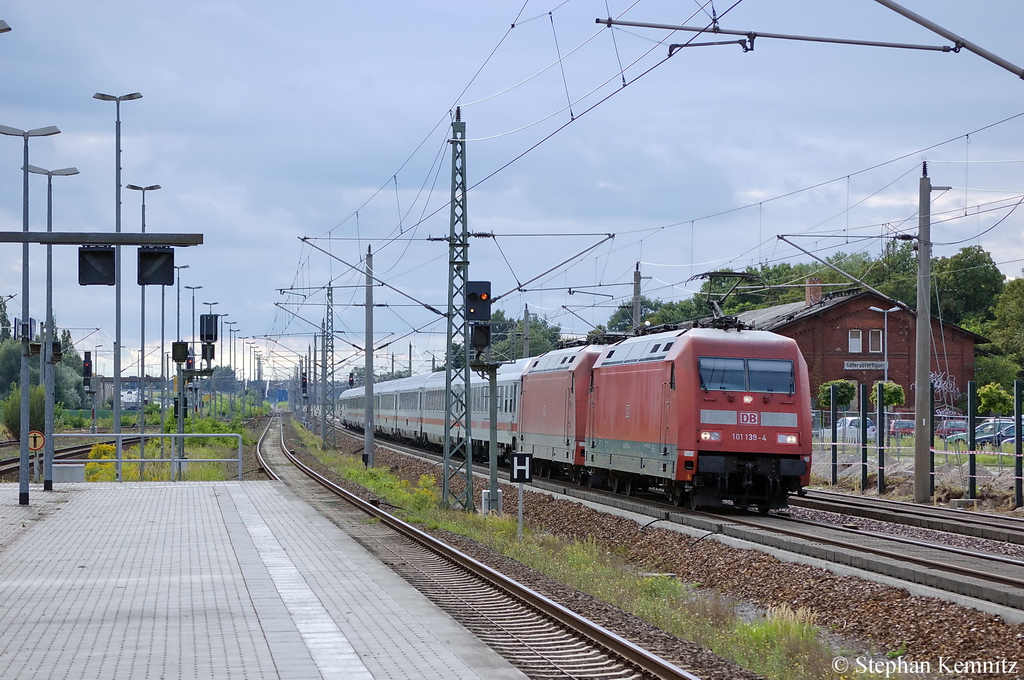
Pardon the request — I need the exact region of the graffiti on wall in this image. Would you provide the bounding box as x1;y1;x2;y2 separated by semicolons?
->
912;370;961;406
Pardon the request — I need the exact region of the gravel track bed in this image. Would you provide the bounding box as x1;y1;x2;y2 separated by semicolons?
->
281;422;761;680
286;421;1024;677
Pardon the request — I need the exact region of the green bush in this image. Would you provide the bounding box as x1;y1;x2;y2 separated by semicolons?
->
817;380;856;410
0;384;46;440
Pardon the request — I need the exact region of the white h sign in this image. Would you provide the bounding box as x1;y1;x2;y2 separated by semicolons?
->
510;453;533;483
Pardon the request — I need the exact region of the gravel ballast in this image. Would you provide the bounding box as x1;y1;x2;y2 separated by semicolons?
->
285;421;1024;678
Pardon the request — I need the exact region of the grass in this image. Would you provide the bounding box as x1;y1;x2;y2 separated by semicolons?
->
303;438;878;680
83;441;237;482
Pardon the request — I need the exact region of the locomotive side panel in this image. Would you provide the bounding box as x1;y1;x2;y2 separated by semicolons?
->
519;347;600;467
587;334;681;481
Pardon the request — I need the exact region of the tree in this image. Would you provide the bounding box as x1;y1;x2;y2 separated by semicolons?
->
0;298;10;342
647;298;710;325
817;379;857;410
932;245;1004;326
868;381;906;408
985;277;1024;364
977;382;1013;417
871;240;917;305
487;309;562;361
974;354;1020;392
0;384;45;440
606;296;663;332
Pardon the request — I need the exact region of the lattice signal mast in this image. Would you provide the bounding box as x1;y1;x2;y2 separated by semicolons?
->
442;108;474;510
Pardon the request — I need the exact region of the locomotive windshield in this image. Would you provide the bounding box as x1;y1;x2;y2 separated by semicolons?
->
699;356;794;394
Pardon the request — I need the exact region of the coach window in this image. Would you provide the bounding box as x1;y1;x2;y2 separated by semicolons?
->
868;329;883;353
848;329;862;353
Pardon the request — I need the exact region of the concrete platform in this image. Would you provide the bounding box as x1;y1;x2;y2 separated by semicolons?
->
0;482;528;680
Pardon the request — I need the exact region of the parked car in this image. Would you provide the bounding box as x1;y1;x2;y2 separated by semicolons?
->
975;423;1016;448
830;416;877;442
935;418;968;439
888;419;915;436
946;419;1016;446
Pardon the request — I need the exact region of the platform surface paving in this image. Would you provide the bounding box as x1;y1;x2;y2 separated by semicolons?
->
0;481;527;680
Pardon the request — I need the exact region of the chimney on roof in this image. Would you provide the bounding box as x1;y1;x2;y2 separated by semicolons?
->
805;278;823;307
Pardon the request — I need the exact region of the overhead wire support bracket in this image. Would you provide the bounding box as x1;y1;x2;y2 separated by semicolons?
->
492;233;615;302
299;237;447;318
597;17;955;54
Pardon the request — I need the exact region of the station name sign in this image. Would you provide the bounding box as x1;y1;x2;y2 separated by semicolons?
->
844;361;887;371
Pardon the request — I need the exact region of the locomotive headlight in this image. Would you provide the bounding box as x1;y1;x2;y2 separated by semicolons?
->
699;430;722;442
777;434;798;445
742;395;754;404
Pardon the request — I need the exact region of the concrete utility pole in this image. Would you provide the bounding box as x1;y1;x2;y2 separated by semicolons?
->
914;162;950;504
522;304;530;360
364;246;374;467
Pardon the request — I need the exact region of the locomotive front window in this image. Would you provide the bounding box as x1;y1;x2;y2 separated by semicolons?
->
698;357;745;391
699;356;795;393
747;359;794;394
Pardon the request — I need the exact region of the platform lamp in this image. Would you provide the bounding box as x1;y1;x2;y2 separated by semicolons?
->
869;305;901;383
93;91;142;476
127;183;160;468
225;321;238;419
27;163;79;491
0;123;61;506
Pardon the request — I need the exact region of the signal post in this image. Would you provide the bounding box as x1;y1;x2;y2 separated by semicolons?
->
467;281;502;514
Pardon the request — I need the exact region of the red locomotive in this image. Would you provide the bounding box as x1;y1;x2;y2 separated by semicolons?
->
340;324;811;511
519;326;811;510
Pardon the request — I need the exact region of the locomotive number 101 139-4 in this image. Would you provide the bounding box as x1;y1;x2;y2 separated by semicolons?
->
733;433;768;441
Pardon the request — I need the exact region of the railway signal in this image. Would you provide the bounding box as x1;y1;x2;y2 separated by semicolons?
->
82;351;92;388
466;281;491;321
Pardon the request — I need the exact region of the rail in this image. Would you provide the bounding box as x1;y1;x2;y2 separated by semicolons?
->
258;416;701;680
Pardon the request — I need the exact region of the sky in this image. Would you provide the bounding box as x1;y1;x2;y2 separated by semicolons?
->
2;1;1024;383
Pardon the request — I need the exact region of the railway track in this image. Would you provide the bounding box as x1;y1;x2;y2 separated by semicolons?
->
258;415;703;680
0;437;142;478
338;424;1024;618
790;487;1024;545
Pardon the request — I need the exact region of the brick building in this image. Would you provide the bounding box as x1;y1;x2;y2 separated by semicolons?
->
730;287;985;410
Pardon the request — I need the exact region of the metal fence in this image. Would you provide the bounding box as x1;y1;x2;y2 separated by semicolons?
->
54;432;243;481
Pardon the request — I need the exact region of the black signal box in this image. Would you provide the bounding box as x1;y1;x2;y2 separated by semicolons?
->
79;246;116;286
200;314;218;343
172;341;189;363
466;281;491;321
138;247;174;286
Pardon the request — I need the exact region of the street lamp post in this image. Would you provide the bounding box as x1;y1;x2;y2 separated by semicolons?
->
27;163;78;491
216;313;229;420
225;322;238;419
93;92;142;475
185;285;202;351
0;124;61;506
869;305;901;383
175;265;190;340
127;183;160;472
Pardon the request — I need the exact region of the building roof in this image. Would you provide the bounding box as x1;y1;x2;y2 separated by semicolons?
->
728;288;988;343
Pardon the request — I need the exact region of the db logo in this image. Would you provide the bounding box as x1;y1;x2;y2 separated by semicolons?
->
739;412;759;425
